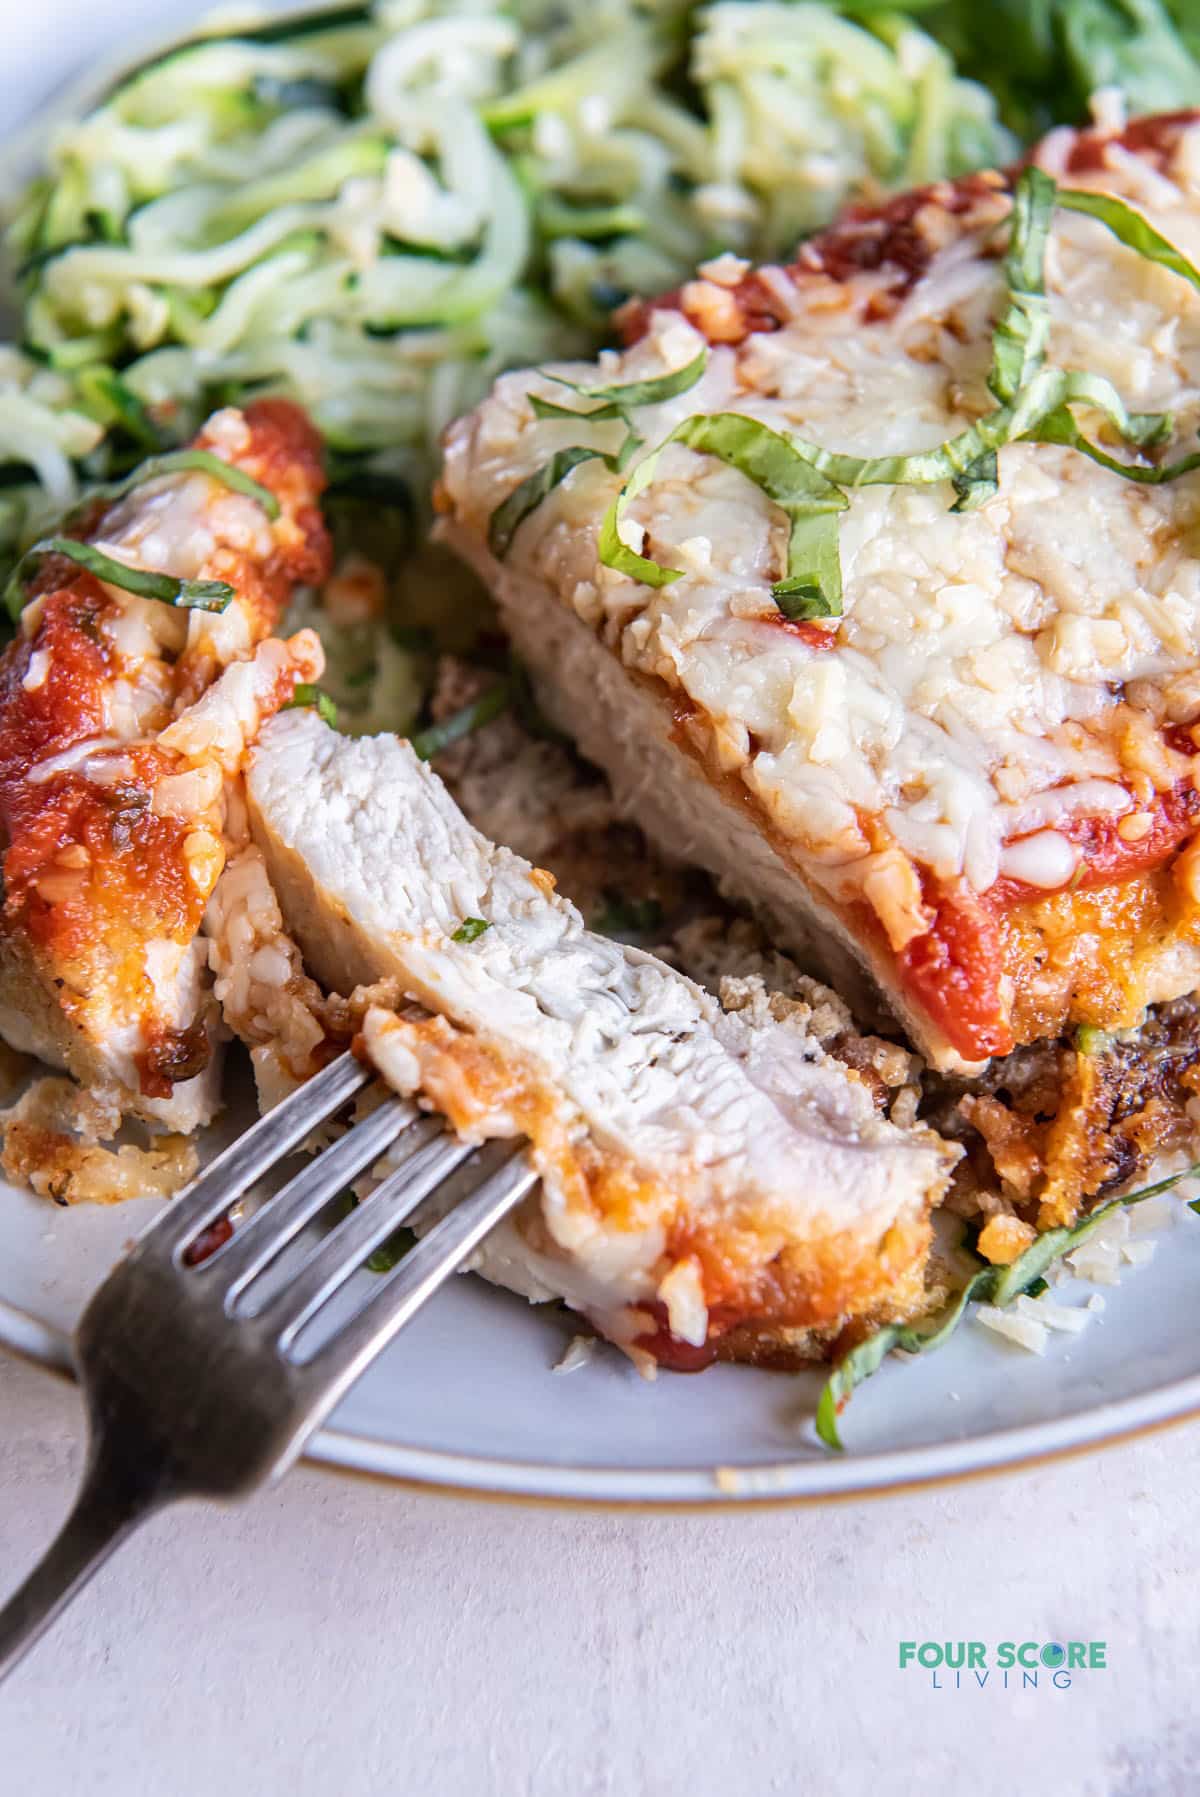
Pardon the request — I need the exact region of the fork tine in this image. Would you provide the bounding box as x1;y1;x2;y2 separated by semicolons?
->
296;1143;537;1401
149;1050;372;1259
265;1124;476;1345
209;1093;419;1301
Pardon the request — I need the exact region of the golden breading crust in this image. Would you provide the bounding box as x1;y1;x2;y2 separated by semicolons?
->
0;399;330;1131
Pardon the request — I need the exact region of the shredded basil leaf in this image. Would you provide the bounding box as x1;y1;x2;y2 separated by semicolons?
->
488;447;608;559
816;1158;1200;1451
409;678;513;760
492;354;707;557
88;448;281;521
1034;406;1200;483
530;394;623;423
989;164;1056;405
452;917;491;943
3;537;234;620
491;355;709;558
1;443;280;620
546;349;708;415
599;413;848;615
951;452;999;512
508;170;1200;631
1059;187;1200;296
286;683;339;728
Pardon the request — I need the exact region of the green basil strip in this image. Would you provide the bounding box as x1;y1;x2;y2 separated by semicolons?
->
950;451;999;512
488;447;607;559
1035;406;1200;482
816;1158;1200;1451
1059;187;1200;296
815;1268;996;1453
90;448;281;521
451;917;491;943
409;678;513;760
4;537;234;620
1056;368;1171;449
989;165;1056;405
781;359;1171;496
530;395;623;423
509;175;1200;629
599;413;848;616
546;348;708;413
285;683;339;728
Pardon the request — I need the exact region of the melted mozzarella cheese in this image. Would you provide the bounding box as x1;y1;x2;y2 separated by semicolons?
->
441;123;1200;924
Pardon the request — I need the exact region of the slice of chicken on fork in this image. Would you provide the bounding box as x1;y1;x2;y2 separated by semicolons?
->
242;710;957;1371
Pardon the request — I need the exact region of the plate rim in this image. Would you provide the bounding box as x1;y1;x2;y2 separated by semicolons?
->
5;14;1200;1511
5;1290;1199;1506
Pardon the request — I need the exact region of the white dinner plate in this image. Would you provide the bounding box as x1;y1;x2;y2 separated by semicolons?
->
5;1117;1200;1504
5;5;1200;1507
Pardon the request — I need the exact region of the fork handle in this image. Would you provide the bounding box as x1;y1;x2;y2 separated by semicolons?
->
0;1425;173;1685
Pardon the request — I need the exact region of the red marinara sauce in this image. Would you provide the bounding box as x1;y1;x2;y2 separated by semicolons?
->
990;782;1200;906
897;779;1200;1063
631;1300;722;1372
762;614;839;652
897;885;1013;1063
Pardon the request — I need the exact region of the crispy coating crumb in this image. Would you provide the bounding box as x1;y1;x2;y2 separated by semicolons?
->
0;1075;196;1204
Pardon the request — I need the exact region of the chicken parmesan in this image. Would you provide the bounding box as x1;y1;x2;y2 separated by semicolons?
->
0;399;330;1153
242;708;955;1367
439;111;1200;1109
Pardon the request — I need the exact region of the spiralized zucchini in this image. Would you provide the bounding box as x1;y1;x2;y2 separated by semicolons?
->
4;0;1013;500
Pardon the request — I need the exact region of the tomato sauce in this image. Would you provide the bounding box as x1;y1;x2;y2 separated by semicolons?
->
0;395;331;1087
898;885;1014;1063
0;587;113;818
632;1302;722;1372
895;776;1200;1061
618;172;1008;348
990;783;1200;908
1065;110;1199;175
762;614;838;651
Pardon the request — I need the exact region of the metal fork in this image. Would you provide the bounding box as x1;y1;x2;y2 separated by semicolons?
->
0;1050;537;1684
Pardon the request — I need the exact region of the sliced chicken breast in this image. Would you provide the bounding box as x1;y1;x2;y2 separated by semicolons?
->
439;111;1200;1083
0;399;330;1134
246;709;955;1367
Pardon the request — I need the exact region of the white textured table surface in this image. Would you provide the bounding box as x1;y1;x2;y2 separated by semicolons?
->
1;9;1198;1791
3;1351;1199;1794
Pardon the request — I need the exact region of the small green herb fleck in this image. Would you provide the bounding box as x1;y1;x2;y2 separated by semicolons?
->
366;1227;417;1274
590;892;664;936
409;679;513;760
452;917;491;943
286;684;339;728
331;1190;416;1274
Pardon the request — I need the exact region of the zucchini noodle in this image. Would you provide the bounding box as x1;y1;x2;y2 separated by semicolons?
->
0;0;1012;679
4;0;1012;492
